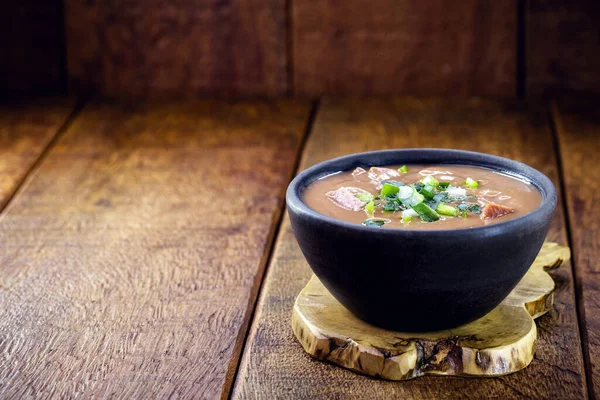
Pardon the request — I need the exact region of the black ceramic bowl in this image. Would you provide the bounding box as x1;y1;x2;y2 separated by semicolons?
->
286;149;557;332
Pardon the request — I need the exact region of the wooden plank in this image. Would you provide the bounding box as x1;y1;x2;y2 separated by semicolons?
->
0;98;75;208
0;2;65;96
233;98;587;399
528;1;600;95
292;1;516;97
0;100;310;398
553;98;600;399
64;1;288;97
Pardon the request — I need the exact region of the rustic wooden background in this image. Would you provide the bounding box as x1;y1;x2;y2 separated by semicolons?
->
1;0;599;97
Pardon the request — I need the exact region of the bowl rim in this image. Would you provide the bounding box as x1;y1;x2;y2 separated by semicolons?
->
286;148;557;235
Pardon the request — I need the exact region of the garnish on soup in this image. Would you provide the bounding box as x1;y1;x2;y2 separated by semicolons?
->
303;165;541;230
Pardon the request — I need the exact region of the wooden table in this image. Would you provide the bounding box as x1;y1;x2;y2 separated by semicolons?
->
0;97;597;399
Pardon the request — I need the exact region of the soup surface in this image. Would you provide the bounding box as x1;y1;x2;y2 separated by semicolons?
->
302;164;542;230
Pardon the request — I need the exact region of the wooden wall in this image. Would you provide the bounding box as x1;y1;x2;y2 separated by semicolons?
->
292;0;517;97
2;0;599;98
64;0;288;97
527;0;600;95
0;2;65;97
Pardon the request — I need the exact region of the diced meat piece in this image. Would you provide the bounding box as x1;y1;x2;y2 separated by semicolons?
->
368;167;400;183
352;167;367;177
367;167;401;188
326;187;370;211
481;203;514;220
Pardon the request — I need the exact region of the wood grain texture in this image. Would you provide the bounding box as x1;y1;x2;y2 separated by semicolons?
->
528;0;600;95
64;0;288;97
553;98;600;399
0;98;75;208
232;98;587;399
292;1;516;97
0;2;65;96
0;100;310;398
293;243;569;380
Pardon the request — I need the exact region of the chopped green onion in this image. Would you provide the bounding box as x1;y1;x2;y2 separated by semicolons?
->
362;219;386;227
436;203;459;217
457;203;469;212
399;186;425;207
355;193;375;203
468;204;482;214
437;182;450;189
433;193;448;203
402;209;418;218
425;190;445;210
383;200;402;212
380;183;400;197
421;175;439;187
411;191;425;206
411;203;440;222
450;194;478;202
382;180;405;187
397;186;414;199
398;165;409;173
402;215;412;223
419;187;435;200
464;177;480;189
365;200;374;214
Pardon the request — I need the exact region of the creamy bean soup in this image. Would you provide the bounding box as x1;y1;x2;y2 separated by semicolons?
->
302;165;542;229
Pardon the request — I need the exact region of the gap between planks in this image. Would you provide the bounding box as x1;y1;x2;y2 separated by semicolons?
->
223;100;320;400
549;100;593;400
0;98;87;218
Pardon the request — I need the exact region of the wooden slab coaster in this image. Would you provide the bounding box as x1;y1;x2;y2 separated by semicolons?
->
292;242;570;380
